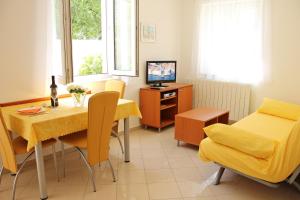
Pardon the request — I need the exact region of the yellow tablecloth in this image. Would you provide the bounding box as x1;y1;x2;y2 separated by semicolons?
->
1;96;141;151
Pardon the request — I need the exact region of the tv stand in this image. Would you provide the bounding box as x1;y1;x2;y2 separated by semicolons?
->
150;83;168;87
140;83;193;132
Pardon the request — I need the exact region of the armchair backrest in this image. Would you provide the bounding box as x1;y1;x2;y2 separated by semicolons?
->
0;109;17;173
87;92;119;166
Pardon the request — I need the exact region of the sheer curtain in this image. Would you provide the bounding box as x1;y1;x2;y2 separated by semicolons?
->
46;0;65;85
192;0;265;84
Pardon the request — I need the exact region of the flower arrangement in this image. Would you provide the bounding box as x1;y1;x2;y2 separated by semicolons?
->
66;84;88;107
66;84;88;94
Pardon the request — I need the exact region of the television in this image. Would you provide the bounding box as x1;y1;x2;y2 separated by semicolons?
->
146;61;176;87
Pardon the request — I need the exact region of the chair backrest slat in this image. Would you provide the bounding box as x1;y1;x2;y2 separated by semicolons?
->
87;92;119;166
0;109;17;173
104;80;126;99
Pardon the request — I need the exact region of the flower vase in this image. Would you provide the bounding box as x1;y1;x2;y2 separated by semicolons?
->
71;93;86;107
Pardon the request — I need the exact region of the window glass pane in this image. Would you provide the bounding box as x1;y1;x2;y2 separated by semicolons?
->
114;0;137;74
70;0;107;79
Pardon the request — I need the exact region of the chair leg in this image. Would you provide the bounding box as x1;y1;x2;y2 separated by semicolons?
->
287;165;300;184
75;147;96;192
52;144;59;182
287;165;300;191
116;135;124;154
108;159;116;182
112;130;124;154
214;167;225;185
292;180;300;191
60;142;65;178
0;165;4;185
12;151;34;200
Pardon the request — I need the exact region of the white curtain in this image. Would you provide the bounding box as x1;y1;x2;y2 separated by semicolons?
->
192;0;265;84
46;0;65;84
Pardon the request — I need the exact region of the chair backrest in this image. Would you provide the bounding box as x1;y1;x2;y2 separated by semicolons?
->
104;79;126;99
87;91;119;166
0;109;17;173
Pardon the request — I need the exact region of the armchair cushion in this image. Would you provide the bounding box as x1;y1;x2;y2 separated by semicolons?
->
204;123;277;159
258;98;300;121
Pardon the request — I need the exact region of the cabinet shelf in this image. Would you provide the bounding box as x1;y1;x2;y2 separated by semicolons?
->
160;95;177;101
160;104;176;111
161;119;174;127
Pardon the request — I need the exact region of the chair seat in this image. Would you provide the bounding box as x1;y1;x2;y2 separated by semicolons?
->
59;130;88;149
12;137;57;155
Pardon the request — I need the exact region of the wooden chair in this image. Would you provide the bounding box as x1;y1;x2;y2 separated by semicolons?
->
104;79;125;153
58;91;119;192
0;110;59;200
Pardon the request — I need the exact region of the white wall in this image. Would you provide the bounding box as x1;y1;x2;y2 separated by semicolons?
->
0;0;50;102
0;0;183;128
180;0;300;112
250;0;300;110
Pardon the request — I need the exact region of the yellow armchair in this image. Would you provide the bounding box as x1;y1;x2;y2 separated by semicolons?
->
199;98;300;191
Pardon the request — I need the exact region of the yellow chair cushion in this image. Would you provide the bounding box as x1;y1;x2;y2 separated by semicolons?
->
258;98;300;121
204;123;277;159
59;130;87;149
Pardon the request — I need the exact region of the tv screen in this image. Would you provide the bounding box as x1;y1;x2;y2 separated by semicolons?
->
146;61;176;84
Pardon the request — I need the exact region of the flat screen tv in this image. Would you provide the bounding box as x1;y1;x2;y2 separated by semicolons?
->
146;61;176;87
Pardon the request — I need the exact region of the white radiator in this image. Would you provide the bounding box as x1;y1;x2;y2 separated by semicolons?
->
186;79;251;121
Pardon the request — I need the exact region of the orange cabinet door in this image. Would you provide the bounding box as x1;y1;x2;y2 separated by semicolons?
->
140;89;161;127
178;86;193;113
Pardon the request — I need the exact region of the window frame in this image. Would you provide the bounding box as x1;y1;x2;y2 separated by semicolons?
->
111;0;139;77
60;0;139;84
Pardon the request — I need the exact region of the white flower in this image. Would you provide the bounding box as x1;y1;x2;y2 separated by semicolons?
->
66;83;88;94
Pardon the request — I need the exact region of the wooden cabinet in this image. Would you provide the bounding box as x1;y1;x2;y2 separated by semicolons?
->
140;83;193;131
178;86;193;113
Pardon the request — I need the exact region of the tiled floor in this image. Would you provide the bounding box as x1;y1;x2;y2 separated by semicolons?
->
1;127;299;200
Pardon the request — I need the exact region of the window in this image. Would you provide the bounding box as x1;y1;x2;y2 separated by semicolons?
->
54;0;138;83
71;0;107;79
196;0;264;84
113;0;138;76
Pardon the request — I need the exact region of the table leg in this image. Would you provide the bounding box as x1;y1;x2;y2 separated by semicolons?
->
124;118;130;162
35;142;48;199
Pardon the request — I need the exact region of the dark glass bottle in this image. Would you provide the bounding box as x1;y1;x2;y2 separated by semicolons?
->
50;75;59;107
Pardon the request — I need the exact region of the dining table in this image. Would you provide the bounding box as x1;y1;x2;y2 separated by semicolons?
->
1;95;141;199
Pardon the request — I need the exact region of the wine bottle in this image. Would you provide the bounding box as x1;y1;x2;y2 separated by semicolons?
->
50;75;59;107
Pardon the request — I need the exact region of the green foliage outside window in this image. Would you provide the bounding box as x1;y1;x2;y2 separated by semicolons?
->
79;55;103;75
71;0;102;40
55;0;103;76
